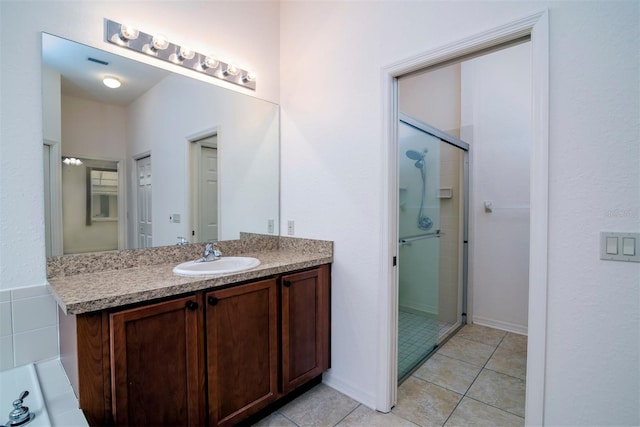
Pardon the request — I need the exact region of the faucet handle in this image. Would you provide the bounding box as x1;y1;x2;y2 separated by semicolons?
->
207;242;222;257
8;391;30;424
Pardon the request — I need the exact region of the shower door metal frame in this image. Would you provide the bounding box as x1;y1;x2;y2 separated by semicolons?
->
398;112;470;326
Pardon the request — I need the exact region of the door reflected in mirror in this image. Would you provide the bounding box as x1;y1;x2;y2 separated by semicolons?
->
42;33;280;256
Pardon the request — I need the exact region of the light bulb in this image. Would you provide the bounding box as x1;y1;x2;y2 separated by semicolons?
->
119;24;139;41
201;55;219;70
224;64;240;76
103;76;121;89
243;71;257;83
151;34;169;51
180;47;196;59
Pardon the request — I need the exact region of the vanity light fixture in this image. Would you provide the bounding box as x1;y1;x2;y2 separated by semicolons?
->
105;19;256;90
102;76;121;88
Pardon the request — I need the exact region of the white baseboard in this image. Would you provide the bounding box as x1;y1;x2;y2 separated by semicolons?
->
322;370;376;409
472;315;528;335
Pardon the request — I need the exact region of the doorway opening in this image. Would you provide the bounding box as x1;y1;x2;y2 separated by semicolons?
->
189;132;220;243
379;11;549;424
396;39;532;383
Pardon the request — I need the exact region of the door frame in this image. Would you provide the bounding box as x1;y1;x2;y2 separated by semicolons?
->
187;127;221;243
379;10;549;425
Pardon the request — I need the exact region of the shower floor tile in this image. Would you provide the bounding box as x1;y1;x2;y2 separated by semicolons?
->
398;310;456;380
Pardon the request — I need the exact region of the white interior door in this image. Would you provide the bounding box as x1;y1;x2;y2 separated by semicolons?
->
137;156;152;248
199;145;218;242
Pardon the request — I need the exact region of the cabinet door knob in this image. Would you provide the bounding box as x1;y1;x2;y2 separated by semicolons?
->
186;301;199;311
283;280;291;288
208;296;219;306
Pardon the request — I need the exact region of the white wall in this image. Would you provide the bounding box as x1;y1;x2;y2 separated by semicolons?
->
462;42;531;334
280;1;639;425
126;74;279;246
0;0;279;370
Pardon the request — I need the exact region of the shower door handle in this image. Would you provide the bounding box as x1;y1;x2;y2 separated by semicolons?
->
399;230;443;245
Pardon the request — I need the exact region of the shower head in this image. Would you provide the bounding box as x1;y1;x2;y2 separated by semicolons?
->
405;150;424;161
406;148;428;159
406;149;427;169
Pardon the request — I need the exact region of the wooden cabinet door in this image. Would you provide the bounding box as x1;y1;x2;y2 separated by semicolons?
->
206;279;279;426
281;265;330;393
110;295;205;426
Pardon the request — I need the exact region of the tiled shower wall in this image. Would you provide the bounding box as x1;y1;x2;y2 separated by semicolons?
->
0;285;59;371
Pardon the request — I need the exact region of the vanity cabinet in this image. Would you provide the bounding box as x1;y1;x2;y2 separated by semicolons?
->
205;278;279;426
61;264;330;427
110;295;205;426
281;268;330;393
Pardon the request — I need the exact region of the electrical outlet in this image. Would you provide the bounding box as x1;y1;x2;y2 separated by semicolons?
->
268;219;274;234
287;220;295;236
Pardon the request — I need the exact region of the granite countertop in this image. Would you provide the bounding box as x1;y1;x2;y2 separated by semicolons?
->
47;236;332;315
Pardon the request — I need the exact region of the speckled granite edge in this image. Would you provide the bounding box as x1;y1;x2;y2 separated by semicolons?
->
48;249;333;315
47;234;282;278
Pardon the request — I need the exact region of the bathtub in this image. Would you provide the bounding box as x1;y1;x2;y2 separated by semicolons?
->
0;360;87;427
0;364;50;427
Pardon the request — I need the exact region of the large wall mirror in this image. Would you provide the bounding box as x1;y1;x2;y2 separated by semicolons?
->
42;33;279;256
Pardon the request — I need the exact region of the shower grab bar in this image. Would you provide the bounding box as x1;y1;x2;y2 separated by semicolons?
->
399;230;443;244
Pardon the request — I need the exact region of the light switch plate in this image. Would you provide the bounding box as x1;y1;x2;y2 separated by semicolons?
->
600;232;640;262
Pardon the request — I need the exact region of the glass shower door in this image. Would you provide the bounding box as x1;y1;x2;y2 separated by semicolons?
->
397;119;442;381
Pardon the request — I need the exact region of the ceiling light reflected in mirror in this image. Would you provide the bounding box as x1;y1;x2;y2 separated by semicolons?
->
102;76;121;89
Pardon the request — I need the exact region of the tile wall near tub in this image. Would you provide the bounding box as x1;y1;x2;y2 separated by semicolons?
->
0;285;59;371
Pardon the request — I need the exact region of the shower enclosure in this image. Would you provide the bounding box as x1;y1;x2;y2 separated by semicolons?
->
397;113;469;381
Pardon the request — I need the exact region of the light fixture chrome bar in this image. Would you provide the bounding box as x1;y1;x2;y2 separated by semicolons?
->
104;19;256;90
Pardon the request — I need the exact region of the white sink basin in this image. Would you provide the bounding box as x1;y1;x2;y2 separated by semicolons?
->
173;257;260;276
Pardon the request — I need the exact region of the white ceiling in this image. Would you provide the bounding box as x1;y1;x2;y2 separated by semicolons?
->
42;33;170;106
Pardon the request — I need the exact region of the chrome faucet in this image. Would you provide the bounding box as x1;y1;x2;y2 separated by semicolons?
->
5;390;35;427
199;242;222;262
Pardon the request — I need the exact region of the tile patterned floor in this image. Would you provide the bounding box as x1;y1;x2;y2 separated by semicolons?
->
254;324;527;427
